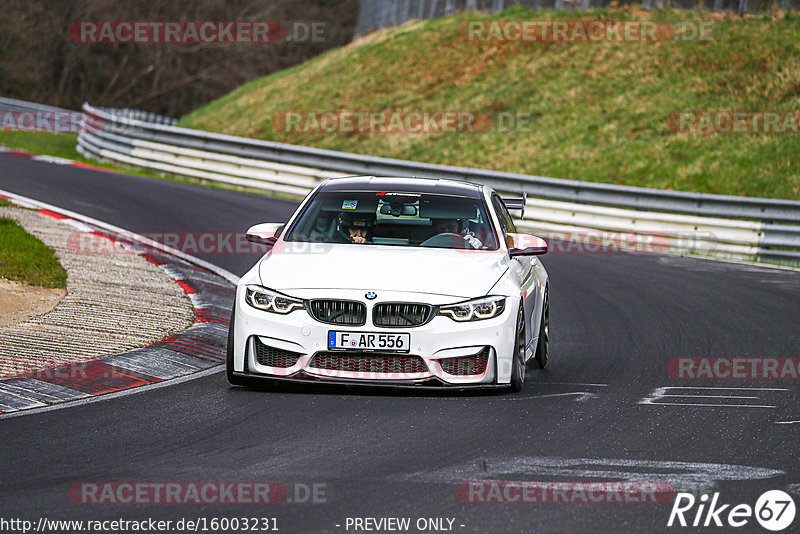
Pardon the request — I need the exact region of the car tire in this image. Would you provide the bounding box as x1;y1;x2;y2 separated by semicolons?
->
532;287;549;369
509;304;526;392
226;303;247;386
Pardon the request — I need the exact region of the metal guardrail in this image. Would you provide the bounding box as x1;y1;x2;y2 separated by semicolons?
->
87;105;178;127
0;97;72;114
0;97;84;135
76;103;800;266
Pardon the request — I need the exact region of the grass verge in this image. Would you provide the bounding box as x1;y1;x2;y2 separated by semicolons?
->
0;131;80;160
0;131;161;178
0;216;67;288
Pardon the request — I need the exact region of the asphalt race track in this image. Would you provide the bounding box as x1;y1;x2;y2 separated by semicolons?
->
1;152;800;533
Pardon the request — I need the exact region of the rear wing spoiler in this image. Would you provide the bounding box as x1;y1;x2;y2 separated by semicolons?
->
501;194;527;219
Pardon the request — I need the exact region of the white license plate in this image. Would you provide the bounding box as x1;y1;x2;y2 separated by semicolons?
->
328;331;410;352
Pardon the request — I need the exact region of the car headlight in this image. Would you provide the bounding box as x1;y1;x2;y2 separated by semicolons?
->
245;285;304;314
438;296;506;322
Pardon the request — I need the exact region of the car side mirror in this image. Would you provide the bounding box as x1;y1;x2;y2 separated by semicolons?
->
506;233;547;256
245;223;285;247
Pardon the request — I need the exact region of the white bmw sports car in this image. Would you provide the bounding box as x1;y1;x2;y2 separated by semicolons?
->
227;177;549;391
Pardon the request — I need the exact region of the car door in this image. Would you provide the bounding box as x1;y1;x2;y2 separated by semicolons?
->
492;195;537;349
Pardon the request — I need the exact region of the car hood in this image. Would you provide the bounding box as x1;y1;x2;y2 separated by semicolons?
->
258;242;507;299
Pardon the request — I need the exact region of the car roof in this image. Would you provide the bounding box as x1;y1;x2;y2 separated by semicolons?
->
319;176;485;199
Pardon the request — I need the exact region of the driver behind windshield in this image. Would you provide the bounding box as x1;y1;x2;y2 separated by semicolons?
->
338;212;376;244
433;218;460;234
430;217;483;249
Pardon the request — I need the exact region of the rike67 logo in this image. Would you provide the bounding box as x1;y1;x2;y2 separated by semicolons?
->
668;490;796;531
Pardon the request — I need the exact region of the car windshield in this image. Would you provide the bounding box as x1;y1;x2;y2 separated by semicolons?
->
285;190;499;250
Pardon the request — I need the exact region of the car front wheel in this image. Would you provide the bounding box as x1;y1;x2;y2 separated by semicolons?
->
532;287;549;369
226;304;247;386
509;305;526;392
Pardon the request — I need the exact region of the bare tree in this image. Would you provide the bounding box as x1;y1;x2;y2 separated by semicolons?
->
0;0;358;116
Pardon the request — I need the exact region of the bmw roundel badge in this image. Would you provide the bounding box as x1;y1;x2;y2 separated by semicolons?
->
365;292;377;300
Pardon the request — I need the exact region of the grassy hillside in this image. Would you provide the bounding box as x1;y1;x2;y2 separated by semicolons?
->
180;7;800;199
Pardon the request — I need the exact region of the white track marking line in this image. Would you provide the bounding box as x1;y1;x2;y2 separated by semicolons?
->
645;403;776;408
659;386;789;391
638;386;788;409
402;456;785;492
535;381;609;387
660;394;760;399
535;392;598;402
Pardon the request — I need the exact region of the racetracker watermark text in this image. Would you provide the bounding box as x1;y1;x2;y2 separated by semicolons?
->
0;111;87;134
466;19;713;42
667;357;800;379
67;231;275;255
538;230;713;254
68;21;328;44
668;111;800;134
64;230;716;256
69;481;327;504
273;110;537;134
457;481;674;503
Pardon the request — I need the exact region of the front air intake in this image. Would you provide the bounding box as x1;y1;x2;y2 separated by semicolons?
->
253;337;302;368
309;352;428;375
439;347;490;376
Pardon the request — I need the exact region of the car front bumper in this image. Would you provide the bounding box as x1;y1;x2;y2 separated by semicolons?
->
231;287;519;387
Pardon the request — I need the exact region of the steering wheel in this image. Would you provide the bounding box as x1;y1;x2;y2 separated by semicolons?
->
419;233;472;249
